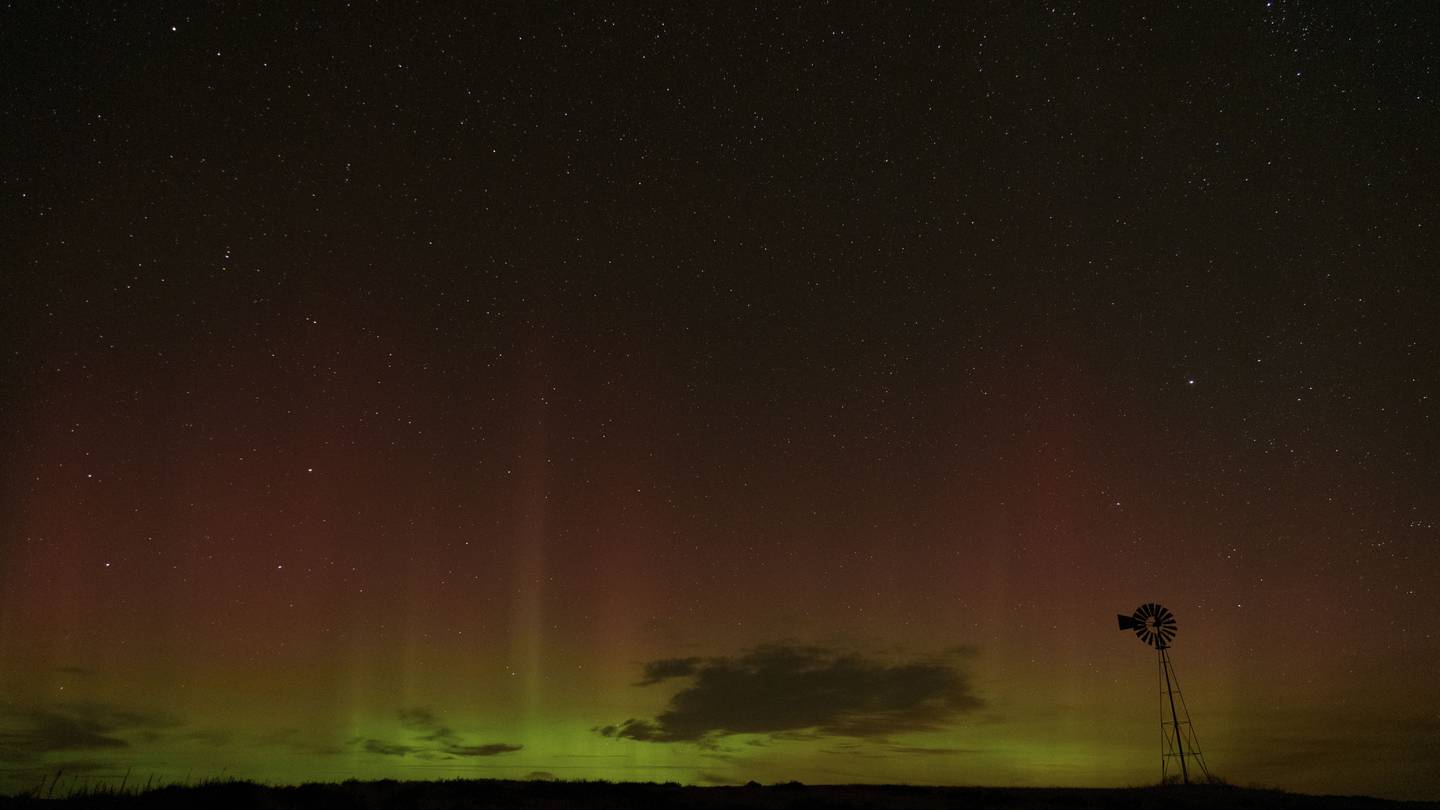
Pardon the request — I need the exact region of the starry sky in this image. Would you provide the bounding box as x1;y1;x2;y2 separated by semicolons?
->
2;2;1437;801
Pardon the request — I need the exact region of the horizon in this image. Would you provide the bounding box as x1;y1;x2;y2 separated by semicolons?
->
3;4;1437;802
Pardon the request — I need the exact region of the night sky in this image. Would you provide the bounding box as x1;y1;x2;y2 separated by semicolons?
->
3;3;1438;800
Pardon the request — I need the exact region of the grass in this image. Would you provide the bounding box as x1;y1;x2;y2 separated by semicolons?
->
0;776;1433;809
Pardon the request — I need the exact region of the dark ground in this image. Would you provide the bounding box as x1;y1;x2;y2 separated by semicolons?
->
2;780;1436;810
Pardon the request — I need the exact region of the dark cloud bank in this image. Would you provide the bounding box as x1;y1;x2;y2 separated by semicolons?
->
598;644;984;746
0;702;177;762
354;707;521;760
0;700;519;768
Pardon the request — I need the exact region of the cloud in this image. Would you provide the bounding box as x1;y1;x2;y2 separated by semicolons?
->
360;738;417;756
885;745;984;755
697;771;734;784
636;657;703;686
448;742;524;757
598;643;984;745
0;702;178;762
397;707;454;742
354;708;522;759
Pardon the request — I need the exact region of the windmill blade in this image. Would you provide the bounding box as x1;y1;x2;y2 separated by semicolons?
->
1121;603;1183;649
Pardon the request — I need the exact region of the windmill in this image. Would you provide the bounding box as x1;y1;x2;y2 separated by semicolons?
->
1117;603;1211;784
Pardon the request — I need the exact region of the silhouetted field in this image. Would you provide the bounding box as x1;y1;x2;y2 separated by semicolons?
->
2;779;1436;809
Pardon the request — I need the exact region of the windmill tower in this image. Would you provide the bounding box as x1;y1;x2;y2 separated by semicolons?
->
1117;603;1211;784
